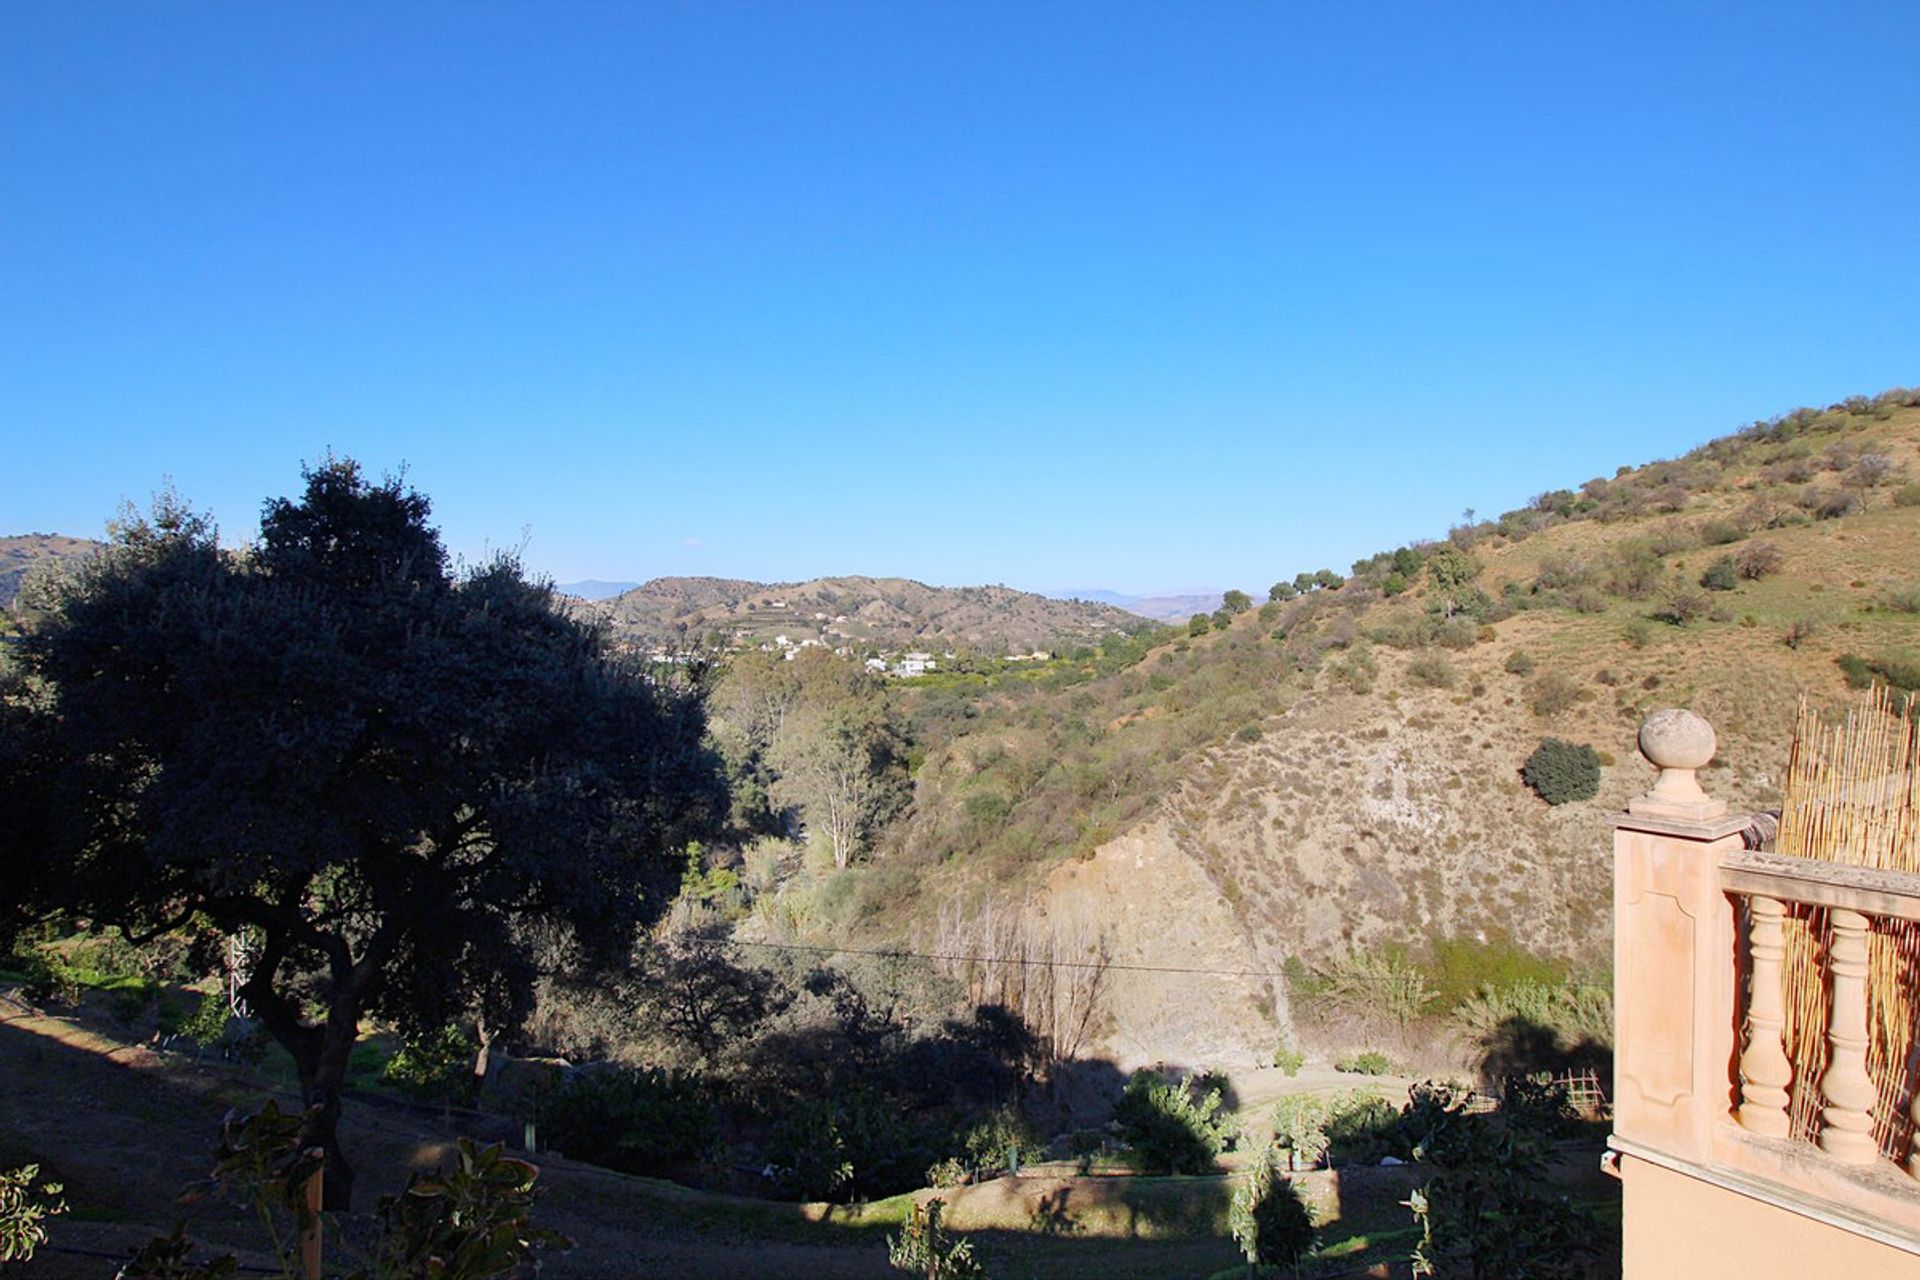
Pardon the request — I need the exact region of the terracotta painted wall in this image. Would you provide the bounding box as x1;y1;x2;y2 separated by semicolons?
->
1622;1157;1920;1279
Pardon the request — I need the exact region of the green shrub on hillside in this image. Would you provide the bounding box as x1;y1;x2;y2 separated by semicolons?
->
1522;739;1602;806
1113;1069;1238;1174
1503;650;1535;676
1335;1050;1394;1076
1699;557;1739;591
1525;672;1581;717
1837;651;1920;697
1652;587;1709;626
1407;653;1458;689
1893;483;1920;508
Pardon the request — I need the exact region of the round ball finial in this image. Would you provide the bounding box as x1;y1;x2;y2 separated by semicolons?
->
1629;707;1726;820
1638;707;1716;772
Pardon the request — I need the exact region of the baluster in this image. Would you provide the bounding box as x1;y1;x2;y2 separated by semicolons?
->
1735;894;1792;1137
1910;1059;1920;1179
1816;909;1879;1164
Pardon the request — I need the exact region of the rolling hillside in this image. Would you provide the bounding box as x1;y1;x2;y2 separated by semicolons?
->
0;534;99;611
590;574;1154;655
782;389;1920;1070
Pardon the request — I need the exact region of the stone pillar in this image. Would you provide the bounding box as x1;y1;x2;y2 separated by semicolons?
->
1613;709;1751;1164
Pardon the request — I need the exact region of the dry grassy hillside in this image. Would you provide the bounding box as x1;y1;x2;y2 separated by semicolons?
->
854;391;1920;1068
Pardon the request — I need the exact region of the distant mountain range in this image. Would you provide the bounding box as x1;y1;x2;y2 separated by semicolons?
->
585;575;1154;654
0;534;100;610
1046;587;1226;622
555;579;640;600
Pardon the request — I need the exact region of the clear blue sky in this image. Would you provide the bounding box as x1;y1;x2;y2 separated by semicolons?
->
4;3;1915;595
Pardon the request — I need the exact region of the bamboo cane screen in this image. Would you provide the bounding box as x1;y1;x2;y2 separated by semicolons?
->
1773;686;1920;1161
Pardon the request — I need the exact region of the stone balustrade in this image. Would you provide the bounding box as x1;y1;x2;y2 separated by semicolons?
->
1611;710;1920;1274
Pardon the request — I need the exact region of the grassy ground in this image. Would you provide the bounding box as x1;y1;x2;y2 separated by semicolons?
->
2;993;1620;1279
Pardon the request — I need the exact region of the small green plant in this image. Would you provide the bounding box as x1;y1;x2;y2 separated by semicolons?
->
1522;739;1601;806
357;1138;569;1280
1335;1050;1394;1076
1273;1045;1305;1077
1270;1094;1331;1167
1893;483;1920;508
181;990;232;1050
0;1164;66;1263
887;1198;987;1279
1502;650;1535;676
954;1108;1040;1179
1229;1142;1316;1270
1698;556;1739;591
381;1024;477;1106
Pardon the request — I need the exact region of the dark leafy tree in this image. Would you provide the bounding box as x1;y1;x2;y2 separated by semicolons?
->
1268;581;1297;603
2;463;723;1207
642;933;792;1063
1406;1080;1595;1278
1220;589;1252;615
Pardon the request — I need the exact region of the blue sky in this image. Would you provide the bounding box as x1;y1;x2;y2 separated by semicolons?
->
3;3;1915;595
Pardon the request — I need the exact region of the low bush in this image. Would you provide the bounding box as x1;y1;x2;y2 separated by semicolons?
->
1335;1050;1394;1076
543;1067;717;1179
1522;738;1601;806
1699;556;1739;591
1273;1045;1305;1077
1893;483;1920;508
1697;518;1743;546
1651;587;1709;626
1406;653;1458;689
1733;541;1784;579
1503;650;1535;676
1837;651;1920;696
1526;671;1581;717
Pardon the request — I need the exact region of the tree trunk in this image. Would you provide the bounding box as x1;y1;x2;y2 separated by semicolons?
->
295;1015;361;1211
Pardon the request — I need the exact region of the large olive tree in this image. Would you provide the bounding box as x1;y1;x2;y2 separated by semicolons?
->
2;461;723;1207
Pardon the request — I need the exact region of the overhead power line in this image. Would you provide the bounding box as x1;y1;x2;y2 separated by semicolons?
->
726;938;1290;980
